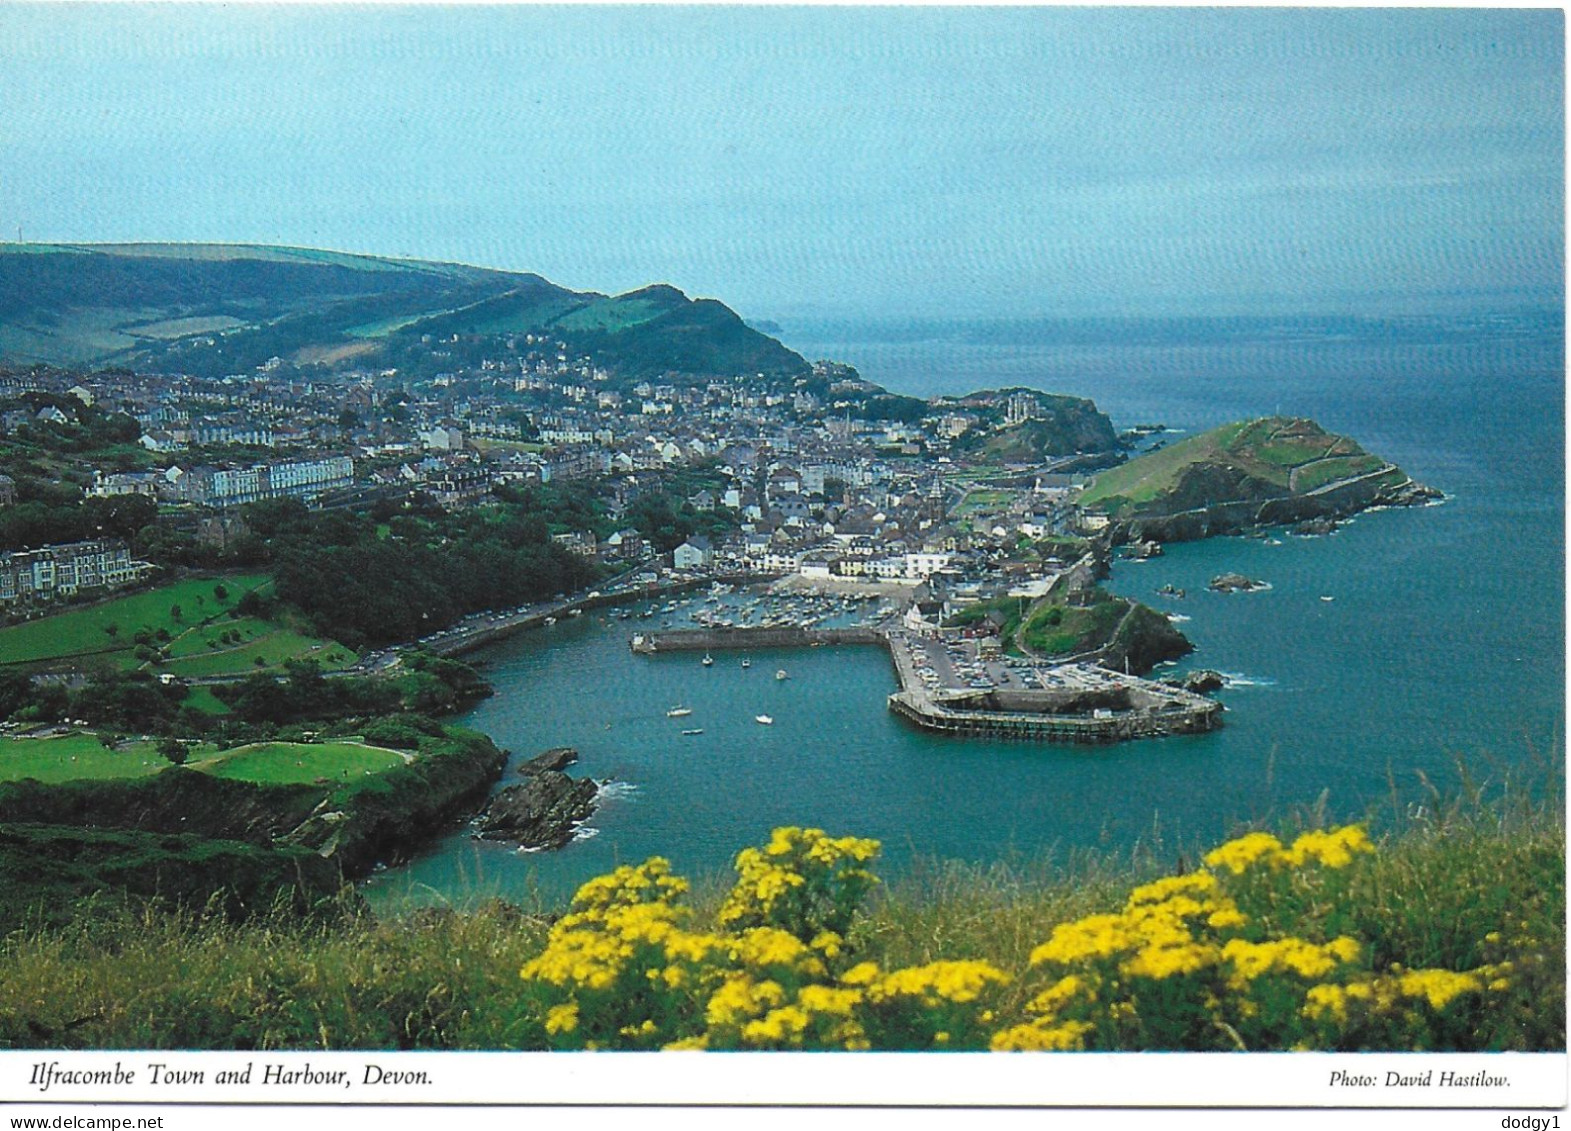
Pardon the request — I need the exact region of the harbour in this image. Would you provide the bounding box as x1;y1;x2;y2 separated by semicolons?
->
363;314;1563;914
633;624;1223;743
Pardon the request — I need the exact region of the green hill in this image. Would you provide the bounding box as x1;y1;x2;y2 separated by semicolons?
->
948;389;1121;463
1080;417;1435;540
0;243;808;381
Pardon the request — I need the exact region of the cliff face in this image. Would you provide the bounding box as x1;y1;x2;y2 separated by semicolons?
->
0;730;507;911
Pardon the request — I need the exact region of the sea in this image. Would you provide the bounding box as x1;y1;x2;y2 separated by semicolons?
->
363;308;1565;912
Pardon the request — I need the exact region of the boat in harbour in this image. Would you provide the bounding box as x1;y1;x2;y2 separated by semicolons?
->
702;653;714;667
755;714;773;725
667;706;692;718
775;669;789;680
741;658;751;669
681;728;704;736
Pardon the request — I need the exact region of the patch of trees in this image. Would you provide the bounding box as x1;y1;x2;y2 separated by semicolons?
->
0;494;157;553
246;499;599;649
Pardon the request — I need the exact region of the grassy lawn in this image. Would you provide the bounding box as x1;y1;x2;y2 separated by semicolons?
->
193;741;407;785
0;575;357;678
1293;455;1387;492
1080;422;1250;511
0;575;270;668
954;489;1013;516
158;631;356;679
0;732;165;784
1021;597;1127;656
179;685;232;717
470;438;546;455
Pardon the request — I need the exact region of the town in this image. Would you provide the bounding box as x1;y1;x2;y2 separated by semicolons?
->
0;348;1154;643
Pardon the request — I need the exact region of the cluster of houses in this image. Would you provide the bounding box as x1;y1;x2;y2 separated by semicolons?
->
1;350;1103;608
0;538;153;608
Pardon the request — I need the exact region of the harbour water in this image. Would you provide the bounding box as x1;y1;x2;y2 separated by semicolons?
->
365;310;1564;911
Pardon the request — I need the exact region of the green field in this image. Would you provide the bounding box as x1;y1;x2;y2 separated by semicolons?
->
1078;417;1392;517
179;685;232;717
194;741;408;785
1021;598;1126;656
954;489;1013;517
0;575;355;677
1080;421;1250;511
159;627;356;679
1291;455;1389;492
0;576;266;665
0;735;408;787
0;733;165;784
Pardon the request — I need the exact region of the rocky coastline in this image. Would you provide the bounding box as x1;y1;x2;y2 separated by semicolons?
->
475;747;602;851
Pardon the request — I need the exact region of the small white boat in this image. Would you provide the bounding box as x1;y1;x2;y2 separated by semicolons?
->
666;706;692;718
755;714;773;725
681;728;704;736
775;669;789;680
702;654;714;667
544;616;557;625
741;658;751;669
1320;595;1335;602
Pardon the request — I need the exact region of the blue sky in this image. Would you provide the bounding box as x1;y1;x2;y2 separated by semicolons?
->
1;5;1562;319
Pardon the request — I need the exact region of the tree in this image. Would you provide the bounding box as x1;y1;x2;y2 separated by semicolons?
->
169;604;183;622
157;734;189;766
213;583;229;602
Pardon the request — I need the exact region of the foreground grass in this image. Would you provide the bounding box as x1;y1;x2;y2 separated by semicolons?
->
0;774;1560;1051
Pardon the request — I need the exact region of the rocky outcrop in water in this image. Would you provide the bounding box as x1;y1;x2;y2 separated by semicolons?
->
1209;574;1269;594
1162;669;1227;695
518;746;579;775
478;749;600;850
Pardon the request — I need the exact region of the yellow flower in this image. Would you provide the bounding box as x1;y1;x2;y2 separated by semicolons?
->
1030;913;1134;965
1284;826;1374;869
867;960;1011;1005
810;930;844;959
544;1001;579;1035
1203;831;1287;875
741;1005;811;1046
1398;969;1482;1011
733;926;825;978
1122;941;1217;980
705;975;786;1027
1222;936;1360;984
840;962;881;986
1128;872;1218;906
798;984;863;1017
1206;905;1248;930
1026;974;1087;1017
991;1019;1095;1051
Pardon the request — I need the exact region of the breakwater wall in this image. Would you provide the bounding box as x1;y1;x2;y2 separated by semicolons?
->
637;625;1224;744
431;575;778;659
887;689;1223;743
630;626;886;653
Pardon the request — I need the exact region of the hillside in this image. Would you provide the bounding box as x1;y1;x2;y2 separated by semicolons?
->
1080;417;1438;540
949;389;1121;463
0;243;809;381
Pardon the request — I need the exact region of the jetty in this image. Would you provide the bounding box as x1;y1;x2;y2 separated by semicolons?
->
632;626;1223;744
630;626;884;653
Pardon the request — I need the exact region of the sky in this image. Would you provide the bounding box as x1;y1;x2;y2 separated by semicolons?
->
0;4;1563;320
